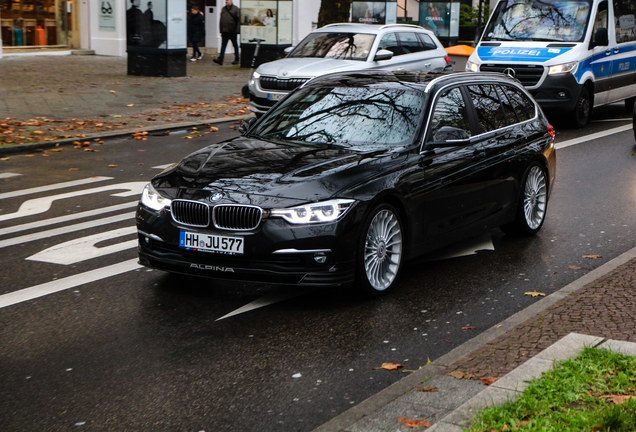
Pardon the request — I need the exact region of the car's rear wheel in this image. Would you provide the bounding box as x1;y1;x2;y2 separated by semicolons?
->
501;162;548;236
357;203;403;297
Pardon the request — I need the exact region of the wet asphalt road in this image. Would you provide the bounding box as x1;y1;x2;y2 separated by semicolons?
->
0;106;635;432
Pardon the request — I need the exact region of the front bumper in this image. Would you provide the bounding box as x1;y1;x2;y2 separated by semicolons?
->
528;73;582;113
136;205;358;287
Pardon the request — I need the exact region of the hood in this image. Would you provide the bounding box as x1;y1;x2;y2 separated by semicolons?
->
256;57;370;79
475;42;575;64
152;137;394;204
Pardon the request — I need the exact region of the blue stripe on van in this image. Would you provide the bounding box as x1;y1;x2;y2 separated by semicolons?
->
477;46;573;63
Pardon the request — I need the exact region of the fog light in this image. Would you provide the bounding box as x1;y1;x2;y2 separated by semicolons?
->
558;92;566;98
144;236;150;244
314;253;327;264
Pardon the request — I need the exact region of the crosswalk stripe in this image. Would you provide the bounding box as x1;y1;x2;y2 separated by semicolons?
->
0;176;113;200
0;172;22;179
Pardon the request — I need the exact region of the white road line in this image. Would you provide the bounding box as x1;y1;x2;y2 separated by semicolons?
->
0;201;138;237
556;124;632;150
152;164;174;170
216;290;311;321
27;226;138;265
0;182;145;223
0;176;113;200
0;259;142;309
0;172;22;179
0;212;135;249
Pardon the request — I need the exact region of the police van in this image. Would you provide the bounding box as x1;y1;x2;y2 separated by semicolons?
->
466;0;636;127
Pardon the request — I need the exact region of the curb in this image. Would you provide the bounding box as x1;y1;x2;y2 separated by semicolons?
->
313;244;636;432
0;114;254;156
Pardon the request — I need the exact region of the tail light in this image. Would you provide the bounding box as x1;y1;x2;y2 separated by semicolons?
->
445;56;450;65
548;124;555;139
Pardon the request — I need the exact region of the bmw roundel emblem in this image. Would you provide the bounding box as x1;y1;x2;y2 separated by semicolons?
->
211;193;223;201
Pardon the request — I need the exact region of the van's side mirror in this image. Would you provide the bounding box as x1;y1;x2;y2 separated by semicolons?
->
374;49;394;61
592;28;608;47
474;26;484;45
239;117;257;135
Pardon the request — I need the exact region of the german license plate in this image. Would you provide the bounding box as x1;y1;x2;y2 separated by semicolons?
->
179;231;244;255
267;93;284;101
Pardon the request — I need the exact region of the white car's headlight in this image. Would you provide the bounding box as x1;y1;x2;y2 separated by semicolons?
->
140;183;172;211
548;62;578;75
249;71;261;87
466;60;479;72
271;199;355;224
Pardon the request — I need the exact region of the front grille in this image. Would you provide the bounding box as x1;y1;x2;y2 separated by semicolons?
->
213;205;262;231
480;64;544;87
259;76;309;91
171;200;210;227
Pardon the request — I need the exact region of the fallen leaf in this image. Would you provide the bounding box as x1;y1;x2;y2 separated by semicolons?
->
109;90;116;94
524;290;546;297
397;417;433;428
481;377;498;385
416;386;438;392
108;164;117;168
568;265;583;270
69;168;79;170
210;126;219;132
582;254;602;259
84;148;99;152
600;395;636;404
448;371;476;380
373;363;404;371
462;326;475;330
127;104;135;107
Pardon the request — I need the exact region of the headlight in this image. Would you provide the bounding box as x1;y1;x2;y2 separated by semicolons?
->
271;199;355;224
548;62;578;75
140;183;172;211
466;60;479;72
249;71;260;87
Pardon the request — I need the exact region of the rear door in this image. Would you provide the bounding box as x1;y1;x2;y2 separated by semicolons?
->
608;0;636;102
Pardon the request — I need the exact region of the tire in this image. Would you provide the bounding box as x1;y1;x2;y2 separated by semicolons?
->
356;203;404;297
573;87;591;128
501;162;548;236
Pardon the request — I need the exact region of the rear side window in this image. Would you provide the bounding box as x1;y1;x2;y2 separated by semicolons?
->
467;84;506;133
502;86;536;122
496;85;519;126
397;32;425;54
417;33;438;50
613;0;636;43
378;33;402;56
429;87;472;141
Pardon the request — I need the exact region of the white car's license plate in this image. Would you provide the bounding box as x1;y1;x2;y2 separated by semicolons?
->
267;93;284;101
179;231;244;255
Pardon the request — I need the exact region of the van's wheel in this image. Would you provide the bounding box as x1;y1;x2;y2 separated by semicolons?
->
501;162;548;236
573;87;591;128
357;203;404;297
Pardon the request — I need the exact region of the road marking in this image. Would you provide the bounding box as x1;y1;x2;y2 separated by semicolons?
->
27;226;138;265
556;124;632;150
216;290;311;321
0;259;142;309
0;202;138;237
0;176;113;200
0;172;22;179
153;164;174;170
0;212;135;249
0;182;145;222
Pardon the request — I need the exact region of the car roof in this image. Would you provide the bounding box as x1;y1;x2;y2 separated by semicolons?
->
314;23;431;35
304;70;525;92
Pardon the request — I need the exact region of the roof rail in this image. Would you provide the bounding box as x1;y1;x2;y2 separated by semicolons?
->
320;23;357;28
379;23;425;30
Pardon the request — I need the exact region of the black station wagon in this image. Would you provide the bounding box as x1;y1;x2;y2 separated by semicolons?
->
136;71;556;296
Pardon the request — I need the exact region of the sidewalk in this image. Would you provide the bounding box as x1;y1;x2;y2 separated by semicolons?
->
0;54;251;153
314;245;636;431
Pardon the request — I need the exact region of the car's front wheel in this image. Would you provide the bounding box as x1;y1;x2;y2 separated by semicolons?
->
501;162;548;236
357;203;404;297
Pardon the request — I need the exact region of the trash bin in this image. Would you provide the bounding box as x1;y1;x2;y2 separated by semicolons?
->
445;44;474;71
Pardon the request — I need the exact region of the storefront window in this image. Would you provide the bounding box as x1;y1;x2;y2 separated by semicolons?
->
0;0;68;47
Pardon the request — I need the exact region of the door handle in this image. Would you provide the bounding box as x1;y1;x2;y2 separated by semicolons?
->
424;63;431;68
396;67;404;71
614;47;619;54
606;49;611;55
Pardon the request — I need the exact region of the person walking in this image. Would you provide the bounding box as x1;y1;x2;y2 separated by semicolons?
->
188;5;205;61
214;0;240;65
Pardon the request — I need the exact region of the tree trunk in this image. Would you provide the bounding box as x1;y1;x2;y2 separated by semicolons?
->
317;0;353;28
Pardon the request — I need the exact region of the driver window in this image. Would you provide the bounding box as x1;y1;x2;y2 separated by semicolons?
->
429;87;471;142
592;1;608;45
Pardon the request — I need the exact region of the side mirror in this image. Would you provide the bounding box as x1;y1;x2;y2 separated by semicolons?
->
428;126;471;147
474;26;484;45
238;117;257;135
284;46;294;56
373;49;394;62
592;27;608;48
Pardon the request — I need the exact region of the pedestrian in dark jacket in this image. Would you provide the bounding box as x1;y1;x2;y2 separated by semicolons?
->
188;5;205;61
214;0;240;65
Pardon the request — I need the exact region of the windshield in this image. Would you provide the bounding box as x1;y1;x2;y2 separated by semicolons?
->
483;0;592;42
289;32;376;61
251;86;425;151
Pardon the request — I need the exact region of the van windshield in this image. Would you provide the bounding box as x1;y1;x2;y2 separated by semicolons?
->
483;0;592;42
